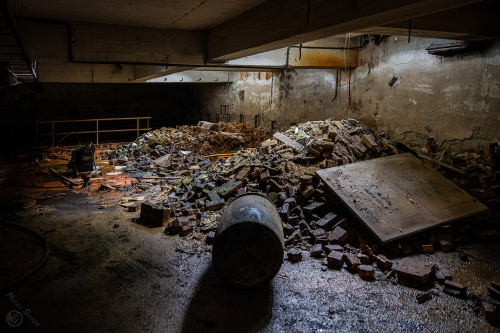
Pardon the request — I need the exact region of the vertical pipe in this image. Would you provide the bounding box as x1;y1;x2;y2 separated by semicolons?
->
51;122;54;147
136;118;140;137
96;120;99;145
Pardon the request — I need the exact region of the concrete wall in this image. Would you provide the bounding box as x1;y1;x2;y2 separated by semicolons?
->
196;37;500;152
342;37;500;152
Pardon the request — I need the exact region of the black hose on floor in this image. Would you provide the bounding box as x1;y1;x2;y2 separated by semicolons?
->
0;222;50;291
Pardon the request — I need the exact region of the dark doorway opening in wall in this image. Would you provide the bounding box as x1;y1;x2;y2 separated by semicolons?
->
271;120;277;131
240;114;244;123
255;115;260;128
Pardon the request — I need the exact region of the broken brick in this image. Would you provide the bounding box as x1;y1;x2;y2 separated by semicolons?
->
310;228;326;242
328;226;348;244
139;202;171;226
285;229;302;246
287;248;303;262
441;269;453;281
302;186;315;199
444;280;467;298
394;258;435;289
315;212;339;231
216;179;243;199
299;174;313;185
344;252;361;272
235;166;251;180
434;270;446;284
422;244;434;254
128;202;142;212
416;292;432;304
361;133;378;149
268;179;283;192
205;199;225;211
207;189;220;202
279;203;290;221
310;244;323;257
327;250;344;268
439;240;453;252
357;253;371;265
260;170;270;183
324;244;344;254
489;286;500;300
374;254;393;270
343;244;359;253
180;225;193;237
358;265;375;279
303;202;324;216
483;301;500;326
206;231;215;245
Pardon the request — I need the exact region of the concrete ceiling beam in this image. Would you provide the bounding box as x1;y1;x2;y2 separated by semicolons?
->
368;2;500;41
206;0;487;61
133;66;195;83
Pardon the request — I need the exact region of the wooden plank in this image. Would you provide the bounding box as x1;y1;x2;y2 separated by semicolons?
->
49;168;80;187
316;153;488;243
273;132;305;153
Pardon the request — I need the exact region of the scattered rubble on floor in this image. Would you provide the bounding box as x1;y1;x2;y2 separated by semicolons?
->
24;118;500;328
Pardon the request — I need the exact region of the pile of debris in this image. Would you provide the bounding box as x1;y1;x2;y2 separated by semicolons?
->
35;117;499;327
399;139;500;218
104;118;398;238
106;122;269;165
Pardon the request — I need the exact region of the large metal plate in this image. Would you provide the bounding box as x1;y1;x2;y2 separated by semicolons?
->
316;153;488;243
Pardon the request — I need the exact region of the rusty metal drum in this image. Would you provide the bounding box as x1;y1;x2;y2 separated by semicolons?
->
212;193;284;288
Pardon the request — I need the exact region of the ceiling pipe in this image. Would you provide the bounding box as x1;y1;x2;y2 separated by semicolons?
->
15;17;371;79
16;17;283;72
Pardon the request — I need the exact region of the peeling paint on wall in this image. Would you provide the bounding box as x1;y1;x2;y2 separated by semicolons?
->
195;37;500;152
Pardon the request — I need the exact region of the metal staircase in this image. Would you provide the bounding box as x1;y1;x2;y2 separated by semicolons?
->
0;0;38;85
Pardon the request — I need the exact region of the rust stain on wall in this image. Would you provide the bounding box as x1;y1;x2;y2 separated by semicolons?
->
257;72;261;80
265;72;272;80
289;49;358;68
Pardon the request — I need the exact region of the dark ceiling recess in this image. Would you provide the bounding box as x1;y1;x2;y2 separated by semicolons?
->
426;39;469;56
0;2;38;86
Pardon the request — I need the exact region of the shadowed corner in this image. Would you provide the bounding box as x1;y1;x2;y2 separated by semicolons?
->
181;261;274;333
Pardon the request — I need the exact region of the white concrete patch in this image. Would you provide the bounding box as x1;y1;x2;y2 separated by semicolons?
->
412;84;434;95
409;98;417;105
489;81;500;99
442;85;462;94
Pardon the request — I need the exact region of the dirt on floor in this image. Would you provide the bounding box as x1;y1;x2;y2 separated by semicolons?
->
0;159;498;332
1;119;499;332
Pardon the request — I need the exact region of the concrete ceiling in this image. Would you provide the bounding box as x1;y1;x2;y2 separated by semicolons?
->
2;0;498;83
18;0;269;30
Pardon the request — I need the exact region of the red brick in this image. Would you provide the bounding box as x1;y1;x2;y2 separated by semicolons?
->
358;265;375;279
327;250;344;268
394;258;435;289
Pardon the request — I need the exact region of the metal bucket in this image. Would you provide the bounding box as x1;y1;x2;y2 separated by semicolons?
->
212;193;284;288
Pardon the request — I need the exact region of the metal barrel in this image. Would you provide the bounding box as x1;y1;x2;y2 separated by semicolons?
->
212;193;284;288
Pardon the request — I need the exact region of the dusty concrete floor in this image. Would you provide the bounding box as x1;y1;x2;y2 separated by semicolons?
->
1;169;500;332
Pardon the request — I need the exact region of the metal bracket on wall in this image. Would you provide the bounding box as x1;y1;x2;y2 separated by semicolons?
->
219;105;231;122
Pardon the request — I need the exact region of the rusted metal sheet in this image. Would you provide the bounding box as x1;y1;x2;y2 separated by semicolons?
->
316;153;488;243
